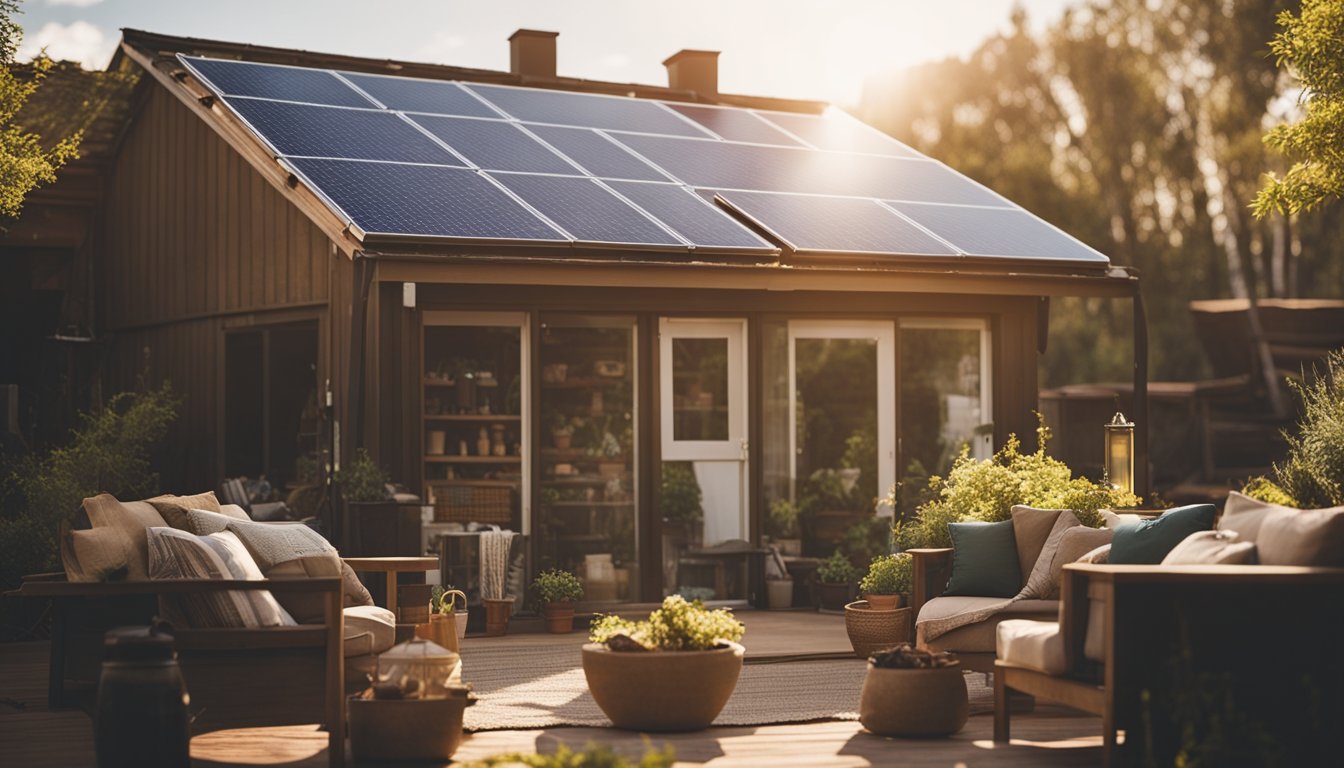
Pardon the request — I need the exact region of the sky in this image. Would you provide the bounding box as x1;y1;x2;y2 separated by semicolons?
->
14;0;1077;105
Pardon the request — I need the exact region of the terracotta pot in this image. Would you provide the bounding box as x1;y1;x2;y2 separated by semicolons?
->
553;432;572;450
863;593;903;611
544;602;575;634
766;578;794;610
844;600;912;658
858;665;968;737
818;582;853;612
581;641;745;731
482;598;513;637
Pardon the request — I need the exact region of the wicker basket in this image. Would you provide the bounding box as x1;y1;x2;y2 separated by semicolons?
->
432;484;512;524
844;600;912;659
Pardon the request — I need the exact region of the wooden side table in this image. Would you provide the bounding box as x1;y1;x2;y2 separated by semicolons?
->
343;556;440;618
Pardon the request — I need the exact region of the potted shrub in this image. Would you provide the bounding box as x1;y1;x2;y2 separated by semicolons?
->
816;550;858;612
767;498;803;556
337;448;409;557
659;461;704;551
859;643;967;737
533;569;584;634
858;553;912;610
582;596;745;731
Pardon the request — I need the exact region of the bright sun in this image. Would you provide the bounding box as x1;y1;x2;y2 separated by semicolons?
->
824;17;897;106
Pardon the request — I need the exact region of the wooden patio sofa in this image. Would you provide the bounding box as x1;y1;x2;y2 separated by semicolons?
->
994;563;1344;767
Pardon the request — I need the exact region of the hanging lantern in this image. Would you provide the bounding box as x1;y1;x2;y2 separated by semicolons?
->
1104;412;1135;494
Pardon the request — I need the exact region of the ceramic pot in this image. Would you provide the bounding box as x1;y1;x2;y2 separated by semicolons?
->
553;432;572;450
348;691;475;761
544;602;575;634
482;598;512;637
581;641;744;731
863;593;903;611
766;578;794;610
455;610;469;642
858;665;968;737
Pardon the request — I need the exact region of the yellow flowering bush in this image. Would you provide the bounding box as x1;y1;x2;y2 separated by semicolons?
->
589;595;744;652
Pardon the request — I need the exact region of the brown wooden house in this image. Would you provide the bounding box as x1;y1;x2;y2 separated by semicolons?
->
8;28;1146;607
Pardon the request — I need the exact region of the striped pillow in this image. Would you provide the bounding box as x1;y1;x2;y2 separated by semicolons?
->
146;527;292;628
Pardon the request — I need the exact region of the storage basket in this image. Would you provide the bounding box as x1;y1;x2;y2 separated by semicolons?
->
844;601;912;659
432;484;512;524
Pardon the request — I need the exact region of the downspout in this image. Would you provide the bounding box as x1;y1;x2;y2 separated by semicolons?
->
1133;285;1150;500
348;250;375;456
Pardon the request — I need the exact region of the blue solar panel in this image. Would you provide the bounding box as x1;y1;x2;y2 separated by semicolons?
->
888;203;1108;263
408;116;578;174
339;72;500;118
466;83;709;138
489;173;685;247
755;110;919;158
288;159;565;241
522;125;667;181
606;181;775;252
664;103;802;146
228;99;459;164
610;133;1007;206
182;56;372;108
716;191;958;256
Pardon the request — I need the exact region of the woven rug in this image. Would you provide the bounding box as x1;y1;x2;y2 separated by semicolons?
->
461;647;997;731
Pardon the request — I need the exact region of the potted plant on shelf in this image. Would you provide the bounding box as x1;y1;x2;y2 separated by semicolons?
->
552;418;575;451
583;596;745;731
816;550;858;612
845;553;914;658
533;569;584;634
767;498;803;557
859;643;967;737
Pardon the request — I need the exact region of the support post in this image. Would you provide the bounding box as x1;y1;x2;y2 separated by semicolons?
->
1133;287;1150;499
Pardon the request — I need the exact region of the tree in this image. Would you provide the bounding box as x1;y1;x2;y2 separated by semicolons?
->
0;0;81;220
1254;0;1344;217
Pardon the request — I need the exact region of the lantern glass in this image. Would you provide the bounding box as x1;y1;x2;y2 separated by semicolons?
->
1104;413;1135;494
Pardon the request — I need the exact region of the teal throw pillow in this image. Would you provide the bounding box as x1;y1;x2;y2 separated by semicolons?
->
1109;504;1217;564
944;520;1022;597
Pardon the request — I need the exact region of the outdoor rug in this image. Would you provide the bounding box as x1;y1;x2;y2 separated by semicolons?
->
461;648;1000;731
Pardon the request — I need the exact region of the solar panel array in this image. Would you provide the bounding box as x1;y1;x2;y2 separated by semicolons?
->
180;55;1108;264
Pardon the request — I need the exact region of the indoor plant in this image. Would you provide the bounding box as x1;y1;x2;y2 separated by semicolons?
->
859;643;967;737
582;596;745;731
858;553;912;610
816;550;858;612
532;568;584;634
767;498;803;556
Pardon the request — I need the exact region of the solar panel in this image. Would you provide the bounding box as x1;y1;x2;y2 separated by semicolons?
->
227;99;460;164
288;159;566;242
340;72;500;118
522;125;667;181
716;191;958;256
181;56;373;108
409;115;578;174
664;103;802;146
606;181;775;252
888;203;1108;263
489;173;685;247
467;83;709;138
755;110;919;158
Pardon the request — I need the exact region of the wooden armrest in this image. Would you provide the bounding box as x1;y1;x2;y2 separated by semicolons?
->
341;556;439;574
907;548;953;619
1063;563;1344;584
17;577;342;598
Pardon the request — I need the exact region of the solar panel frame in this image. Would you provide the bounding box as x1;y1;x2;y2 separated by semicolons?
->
753;108;921;158
522;124;672;182
180;55;376;109
488;172;691;251
223;97;465;165
464;82;715;139
886;201;1110;264
337;70;504;118
662;102;804;147
604;180;779;254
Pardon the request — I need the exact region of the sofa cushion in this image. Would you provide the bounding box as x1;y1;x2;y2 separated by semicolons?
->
1109;504;1217;564
997;619;1066;675
342;561;376;607
944;520;1022;597
1010;506;1067;585
225;518;335;570
1161;530;1257;565
1018;511;1082;599
81;494;168;580
1046;527;1114;598
148;492;222;530
1078;543;1111;564
344;605;396;657
146;527;292;628
1102;510;1144;529
62;526;136;582
918;597;1058;653
218;503;250;521
1218;491;1276;541
1258;505;1344;567
185;508;242;536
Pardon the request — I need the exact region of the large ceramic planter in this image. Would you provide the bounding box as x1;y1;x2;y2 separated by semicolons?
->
544;602;575;634
844;600;912;658
581;641;745;731
818;582;852;613
858;665;968;737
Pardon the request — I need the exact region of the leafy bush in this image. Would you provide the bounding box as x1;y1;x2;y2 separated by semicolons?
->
841;516;892;566
816;550;858;584
0;384;177;592
767;498;800;538
858;553;912;596
532;569;584;606
893;415;1140;549
337;448;389;503
658;462;702;524
589;595;743;652
462;744;675;768
800;468;868;514
1243;350;1344;508
430;584;465;614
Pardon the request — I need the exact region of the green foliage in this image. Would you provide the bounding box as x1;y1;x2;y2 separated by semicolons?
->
462;744;675;768
1255;0;1344;217
658;462;702;524
337;448;389;503
430;584;465;614
840;516;892;566
766;498;800;538
893;416;1140;550
858;553;912;596
532;568;584;605
817;550;859;584
0;384;177;591
1242;350;1344;508
800;468;867;515
589;595;744;652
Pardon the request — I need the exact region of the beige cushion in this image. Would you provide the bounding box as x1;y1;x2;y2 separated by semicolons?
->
185;508;240;536
1047;528;1114;599
1218;491;1276;541
1161;530;1257;565
344;605;396;657
1010;506;1067;585
997;619;1066;675
146;527;292;628
62;526;136;582
81;494;168;580
148;492;222;530
1078;544;1111;564
342;561;375;607
225;518;335;571
1018;511;1082;599
1221;491;1344;565
1102;510;1143;529
218;504;250;521
919;597;1058;653
266;553;344;624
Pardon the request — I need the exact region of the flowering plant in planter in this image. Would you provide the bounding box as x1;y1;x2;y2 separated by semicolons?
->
590;595;743;652
858;553;912;610
532;569;584;634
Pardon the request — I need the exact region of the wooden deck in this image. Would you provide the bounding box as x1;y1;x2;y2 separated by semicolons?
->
0;610;1105;767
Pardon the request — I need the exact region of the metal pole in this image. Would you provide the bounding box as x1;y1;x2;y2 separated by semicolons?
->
1133;287;1150;500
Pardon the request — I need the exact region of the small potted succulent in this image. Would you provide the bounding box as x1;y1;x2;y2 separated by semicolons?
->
532;568;584;634
859;643;967;737
583;596;745;731
767;498;803;556
816;550;859;612
858;553;912;611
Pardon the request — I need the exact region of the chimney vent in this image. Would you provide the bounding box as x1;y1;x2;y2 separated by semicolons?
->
663;49;719;97
509;29;559;79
